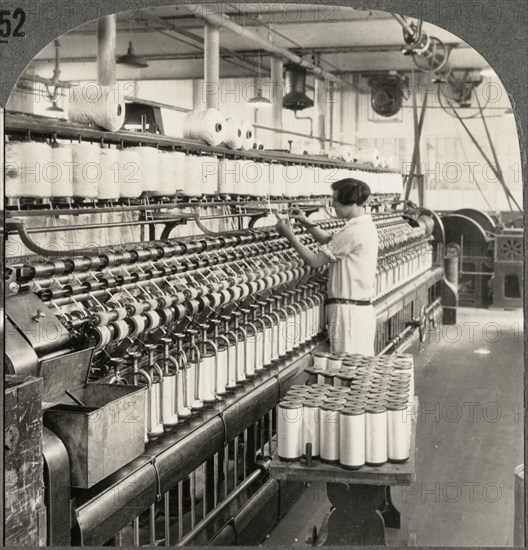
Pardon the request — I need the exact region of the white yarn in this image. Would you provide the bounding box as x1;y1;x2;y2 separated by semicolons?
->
283;164;303;197
98;147;120;200
239;160;264;195
365;407;388;465
313;352;329;371
216;348;228;395
159;152;178;196
184;155;205;195
172;151;187;193
330;145;356;163
339;408;365;468
118;149;142;198
303;165;317;197
302;402;321;457
320;405;341;462
127;147;160;194
240;120;254;150
50;144;74;197
201;155;219;194
183;108;226;146
355;148;382;168
277;402;303;460
224;117;243;149
387;404;411;461
218;159;240;194
69;84;125;132
201;355;216;402
5;141;53;198
269;163;285;196
259;163;272;197
71;143;100;198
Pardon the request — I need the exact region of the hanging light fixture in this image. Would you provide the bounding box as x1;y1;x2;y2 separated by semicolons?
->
247;50;271;108
117;40;149;68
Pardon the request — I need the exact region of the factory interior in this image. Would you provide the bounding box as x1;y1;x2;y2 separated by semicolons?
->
3;3;524;547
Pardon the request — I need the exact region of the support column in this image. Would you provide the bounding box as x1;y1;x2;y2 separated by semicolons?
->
315;77;327;149
271;56;283;149
97;15;116;86
204;23;220;110
193;79;205;110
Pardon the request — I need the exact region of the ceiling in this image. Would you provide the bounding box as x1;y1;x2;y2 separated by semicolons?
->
27;3;488;82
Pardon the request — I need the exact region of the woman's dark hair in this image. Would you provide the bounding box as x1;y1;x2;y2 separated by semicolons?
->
331;178;371;206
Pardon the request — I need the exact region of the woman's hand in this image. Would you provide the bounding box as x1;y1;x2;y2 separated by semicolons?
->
288;207;310;226
276;218;295;239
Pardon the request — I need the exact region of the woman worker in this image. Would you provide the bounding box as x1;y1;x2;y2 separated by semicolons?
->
276;178;379;355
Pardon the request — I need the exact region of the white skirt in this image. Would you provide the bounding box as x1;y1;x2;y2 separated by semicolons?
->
326;303;376;355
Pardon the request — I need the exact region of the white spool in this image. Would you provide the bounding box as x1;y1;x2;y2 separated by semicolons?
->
269;163;285;196
118;149;142;198
187;361;203;410
201;353;217;403
302;400;322;457
5;141;53;198
240;120;254;150
255;331;264;371
159;151;178;196
98;147;120;200
69;84;125;132
271;324;280;361
224;117;243;149
162;374;179;427
278;318;287;357
201;155;219;194
50;144;74;197
283;164;303;197
327;354;345;371
226;345;237;388
127;146;160;194
339;406;366;469
218;159;240;194
71;143;100;198
236;340;246;383
277;402;303;461
312;352;330;371
264;326;273;365
240;160;264;196
320;403;343;463
176;368;192;419
365;404;388;466
329;145;355;163
387;402;411;462
148;383;164;438
183;108;226;146
355;148;382;168
246;337;256;377
184;155;205;196
172;151;187;193
215;348;228;395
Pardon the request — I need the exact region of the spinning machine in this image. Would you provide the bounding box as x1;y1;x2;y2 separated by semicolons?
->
4;112;446;546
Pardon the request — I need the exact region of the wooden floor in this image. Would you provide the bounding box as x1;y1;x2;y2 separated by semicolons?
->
264;307;524;547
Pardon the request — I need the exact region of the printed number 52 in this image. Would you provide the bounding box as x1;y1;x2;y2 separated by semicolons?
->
0;9;26;38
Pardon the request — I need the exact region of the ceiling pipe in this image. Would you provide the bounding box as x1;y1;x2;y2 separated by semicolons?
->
190;7;354;90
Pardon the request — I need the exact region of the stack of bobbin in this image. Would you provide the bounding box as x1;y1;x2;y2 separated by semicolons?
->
277;353;415;467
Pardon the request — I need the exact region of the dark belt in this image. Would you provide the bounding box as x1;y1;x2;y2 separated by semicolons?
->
326;298;372;306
